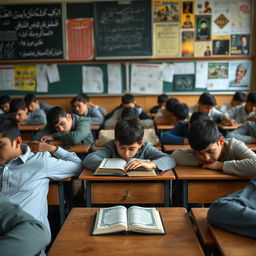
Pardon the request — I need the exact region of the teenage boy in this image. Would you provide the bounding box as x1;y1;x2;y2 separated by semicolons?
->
33;106;94;145
208;177;256;239
70;93;104;125
218;92;246;113
172;119;256;178
9;99;47;125
0;117;82;235
226;92;256;123
24;94;53;114
83;117;175;171
104;93;150;128
0;193;50;256
0;95;11;115
150;94;168;114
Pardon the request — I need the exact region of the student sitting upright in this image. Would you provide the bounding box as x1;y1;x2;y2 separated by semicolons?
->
161;110;208;145
33;106;94;145
9;98;46;125
70;93;104;125
208;177;256;239
0;95;11;115
24;93;53;115
218;91;246;113
150;94;168;114
83;117;175;172
172;119;256;178
104;93;150;128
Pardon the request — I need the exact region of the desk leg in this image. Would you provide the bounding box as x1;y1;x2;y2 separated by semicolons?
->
164;180;171;207
182;180;188;209
58;181;65;226
86;181;91;207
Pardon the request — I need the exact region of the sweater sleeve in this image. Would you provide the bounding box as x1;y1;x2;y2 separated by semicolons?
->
227;124;253;144
160;123;186;145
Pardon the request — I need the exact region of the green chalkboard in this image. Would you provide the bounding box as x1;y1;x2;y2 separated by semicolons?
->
0;4;63;60
94;0;152;59
66;3;93;19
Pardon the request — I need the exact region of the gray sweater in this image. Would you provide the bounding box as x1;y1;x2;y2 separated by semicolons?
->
227;104;256;123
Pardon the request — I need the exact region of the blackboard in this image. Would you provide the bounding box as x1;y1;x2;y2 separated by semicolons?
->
66;3;93;19
94;0;152;59
0;4;63;60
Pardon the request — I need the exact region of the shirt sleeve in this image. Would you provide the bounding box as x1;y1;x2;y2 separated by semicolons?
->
161;124;186;145
25;110;47;125
87;107;104;125
227;124;253;144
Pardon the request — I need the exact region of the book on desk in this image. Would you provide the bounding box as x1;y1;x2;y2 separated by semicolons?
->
94;158;157;177
92;205;165;235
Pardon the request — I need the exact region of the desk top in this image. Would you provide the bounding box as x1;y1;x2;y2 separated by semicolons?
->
246;144;256;151
209;225;256;256
174;165;249;180
19;124;45;131
48;207;204;256
217;123;242;130
155;124;174;130
162;144;190;152
79;169;175;181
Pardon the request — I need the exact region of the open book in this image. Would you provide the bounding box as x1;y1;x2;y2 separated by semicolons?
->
92;205;165;235
93;158;157;176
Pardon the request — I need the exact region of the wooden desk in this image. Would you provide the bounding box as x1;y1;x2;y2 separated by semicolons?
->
174;165;249;208
79;169;175;207
48;207;204;256
155;124;174;130
246;143;256;151
162;144;190;152
19;124;45;140
209;225;256;256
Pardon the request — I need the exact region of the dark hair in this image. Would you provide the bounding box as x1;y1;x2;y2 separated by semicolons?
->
9;99;26;113
24;94;37;106
201;20;207;24
233;92;246;102
0;117;20;143
121;107;139;120
198;92;216;106
188;119;220;151
157;94;168;104
190;111;209;125
246;92;256;104
115;117;144;145
122;94;134;104
0;95;11;105
172;103;189;121
71;93;89;105
46;106;67;128
166;97;180;113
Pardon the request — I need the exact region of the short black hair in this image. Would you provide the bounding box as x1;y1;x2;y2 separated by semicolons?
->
157;94;168;104
0;95;11;105
115;117;144;145
71;93;89;105
172;103;189;121
246;92;256;104
198;92;217;106
122;94;135;104
233;92;246;102
24;94;37;106
47;106;67;128
188;119;220;151
201;20;207;25
121;107;139;120
0;117;20;143
166;97;180;113
190;111;209;125
9;99;26;113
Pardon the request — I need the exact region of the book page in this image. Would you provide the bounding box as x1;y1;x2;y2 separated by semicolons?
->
101;158;126;169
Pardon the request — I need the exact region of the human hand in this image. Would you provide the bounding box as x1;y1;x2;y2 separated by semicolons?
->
202;161;224;170
40;134;54;142
125;159;156;170
29;141;57;153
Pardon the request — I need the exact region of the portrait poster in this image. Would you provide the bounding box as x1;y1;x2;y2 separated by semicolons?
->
195;0;212;14
182;31;194;57
194;41;212;57
212;35;229;56
173;74;195;91
196;15;211;41
153;0;180;22
14;65;36;91
230;34;250;56
182;1;193;14
208;62;228;79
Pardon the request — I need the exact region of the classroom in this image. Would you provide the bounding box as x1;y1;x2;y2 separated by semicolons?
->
0;0;256;255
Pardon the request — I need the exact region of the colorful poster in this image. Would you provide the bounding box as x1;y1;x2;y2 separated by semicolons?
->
154;23;180;57
0;66;14;90
14;65;36;91
181;13;194;28
182;31;194;57
196;15;211;41
194;41;212;57
153;0;180;22
230;34;250;56
195;0;212;14
66;18;94;60
182;1;194;14
212;35;230;56
173;74;195;91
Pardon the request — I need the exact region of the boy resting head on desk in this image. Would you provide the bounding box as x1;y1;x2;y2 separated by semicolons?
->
172;119;256;178
83;117;176;172
33;106;94;145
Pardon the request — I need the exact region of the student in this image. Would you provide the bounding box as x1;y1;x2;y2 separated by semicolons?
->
0;117;82;235
104;94;150;128
218;92;246;113
190;92;234;125
172;119;256;178
83;117;175;172
24;93;53;115
161;111;209;145
0;193;50;256
33;106;94;145
227;92;256;123
154;97;180;124
0;95;11;115
9;98;47;125
208;178;256;239
70;93;104;125
150;94;168;114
